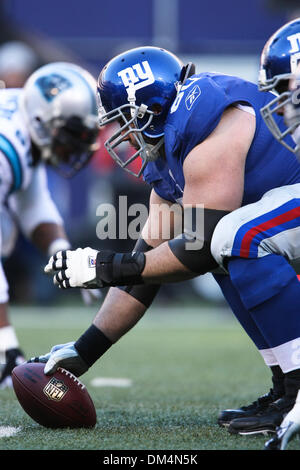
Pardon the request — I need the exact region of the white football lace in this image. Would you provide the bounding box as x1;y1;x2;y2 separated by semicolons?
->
58;367;85;390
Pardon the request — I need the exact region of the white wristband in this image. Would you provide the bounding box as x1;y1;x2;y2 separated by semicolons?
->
47;238;71;257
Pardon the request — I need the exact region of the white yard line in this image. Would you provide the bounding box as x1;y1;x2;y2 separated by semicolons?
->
90;377;132;388
0;426;20;438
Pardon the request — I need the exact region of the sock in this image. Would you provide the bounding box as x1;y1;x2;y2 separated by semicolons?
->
285;369;300;401
270;365;285;396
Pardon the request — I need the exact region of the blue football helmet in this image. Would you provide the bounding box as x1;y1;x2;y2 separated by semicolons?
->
258;18;300;154
97;46;189;177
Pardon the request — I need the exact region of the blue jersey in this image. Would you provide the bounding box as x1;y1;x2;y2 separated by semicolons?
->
143;72;300;205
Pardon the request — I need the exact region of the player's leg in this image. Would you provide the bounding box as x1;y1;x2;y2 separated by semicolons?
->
0;267;25;389
226;254;300;435
211;184;300;435
214;273;285;427
0;205;25;388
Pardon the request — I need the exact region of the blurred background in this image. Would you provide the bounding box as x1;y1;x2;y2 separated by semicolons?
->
0;0;298;307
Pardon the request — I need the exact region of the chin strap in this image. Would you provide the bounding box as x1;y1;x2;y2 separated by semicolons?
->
141;137;164;163
127;83;137;119
176;62;196;93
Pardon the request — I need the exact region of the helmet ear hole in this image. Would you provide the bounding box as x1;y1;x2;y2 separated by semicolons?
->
275;79;289;95
150;103;163;115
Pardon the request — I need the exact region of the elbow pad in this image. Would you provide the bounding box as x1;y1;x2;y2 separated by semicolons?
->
96;250;146;286
168;208;229;274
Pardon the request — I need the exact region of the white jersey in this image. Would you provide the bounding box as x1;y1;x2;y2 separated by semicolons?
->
0;88;64;303
0;88;33;201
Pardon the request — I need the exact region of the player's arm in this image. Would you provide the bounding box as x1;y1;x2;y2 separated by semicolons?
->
49;106;255;288
31;190;183;375
11;165;103;305
30;223;69;256
9;165;70;256
90;188;184;338
34;107;255;377
142;106;255;282
140;188;183;247
105;105;254;283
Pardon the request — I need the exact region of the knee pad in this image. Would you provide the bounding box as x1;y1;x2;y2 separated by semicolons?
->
228;254;297;310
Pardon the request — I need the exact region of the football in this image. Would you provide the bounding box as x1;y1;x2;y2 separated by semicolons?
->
12;362;97;428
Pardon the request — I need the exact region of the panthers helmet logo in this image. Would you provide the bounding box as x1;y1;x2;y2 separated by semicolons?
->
36;74;71;102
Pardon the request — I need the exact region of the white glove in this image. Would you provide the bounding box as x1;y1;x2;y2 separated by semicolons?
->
29;342;89;377
44;247;99;289
80;288;102;305
264;390;300;450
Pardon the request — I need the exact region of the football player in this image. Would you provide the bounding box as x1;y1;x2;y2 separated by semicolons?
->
30;46;300;438
217;17;300;439
250;18;300;449
0;62;100;388
258;18;300;156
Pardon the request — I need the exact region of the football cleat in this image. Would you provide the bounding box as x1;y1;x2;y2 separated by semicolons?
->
218;389;283;427
227;396;295;436
0;348;26;389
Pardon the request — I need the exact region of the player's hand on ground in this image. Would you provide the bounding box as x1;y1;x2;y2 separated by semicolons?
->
44;248;99;289
264;393;300;450
80;288;102;305
264;422;300;450
28;342;89;377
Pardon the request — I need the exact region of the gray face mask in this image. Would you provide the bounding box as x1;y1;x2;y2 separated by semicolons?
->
260;90;300;155
98;102;164;178
40;116;99;178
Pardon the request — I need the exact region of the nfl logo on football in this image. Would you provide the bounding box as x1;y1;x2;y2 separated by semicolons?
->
43;377;68;401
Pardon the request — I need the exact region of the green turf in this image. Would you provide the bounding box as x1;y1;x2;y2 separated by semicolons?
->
0;304;299;451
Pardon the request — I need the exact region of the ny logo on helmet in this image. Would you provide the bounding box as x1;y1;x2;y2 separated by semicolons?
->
287;33;300;53
287;34;300;73
117;61;154;91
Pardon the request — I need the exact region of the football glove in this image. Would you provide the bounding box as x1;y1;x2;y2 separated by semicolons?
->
264;391;300;450
45;247;99;289
29;342;89;377
45;247;146;289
